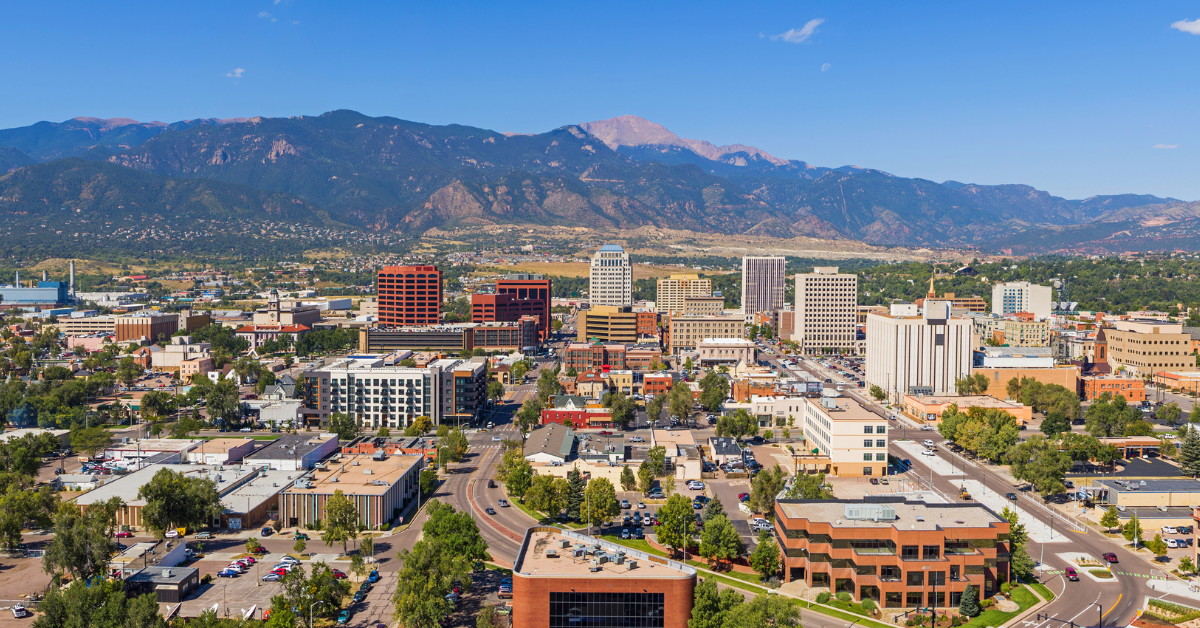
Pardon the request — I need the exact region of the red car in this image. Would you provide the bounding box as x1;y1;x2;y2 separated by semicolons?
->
115;531;133;538
738;493;750;502
271;567;288;576
599;431;612;436
1102;552;1118;563
331;569;348;580
250;546;269;554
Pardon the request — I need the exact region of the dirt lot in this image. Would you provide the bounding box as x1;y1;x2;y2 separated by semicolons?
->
0;555;54;602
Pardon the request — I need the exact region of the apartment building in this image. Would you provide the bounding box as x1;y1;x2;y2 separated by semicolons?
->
358;324;474;353
682;296;724;317
576;305;639;344
796;397;890;477
991;282;1052;319
741;255;787;318
1097;320;1196;377
564;342;628;371
377;265;442;326
279;454;423;529
115;311;180;343
774;497;1010;608
666;315;745;354
656;274;712;316
865;302;973;404
795;267;859;354
470;319;539;352
589;244;632;307
1080;374;1145;402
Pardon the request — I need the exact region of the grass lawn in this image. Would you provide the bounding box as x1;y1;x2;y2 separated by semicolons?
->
828;598;874;617
964;586;1039;628
509;499;586;529
1028;582;1055;601
698;573;768;596
792;600;892;628
597;535;666;557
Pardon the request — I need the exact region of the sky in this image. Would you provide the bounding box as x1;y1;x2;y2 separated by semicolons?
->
3;1;1200;199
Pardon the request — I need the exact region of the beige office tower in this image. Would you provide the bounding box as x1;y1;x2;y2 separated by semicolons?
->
794;266;859;354
656;274;712;316
589;244;632;306
741;255;786;319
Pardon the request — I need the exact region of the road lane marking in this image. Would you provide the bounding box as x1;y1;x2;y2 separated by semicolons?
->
1102;594;1121;619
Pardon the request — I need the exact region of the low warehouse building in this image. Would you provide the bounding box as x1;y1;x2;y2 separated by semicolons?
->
278;453;423;529
124;567;200;604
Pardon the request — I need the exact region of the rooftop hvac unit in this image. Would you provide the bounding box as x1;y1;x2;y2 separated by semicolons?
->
626;561;637;570
353;461;360;466
597;554;609;564
544;549;558;558
559;539;571;549
1158;505;1169;512
331;477;338;483
363;469;373;475
573;548;585;558
162;569;172;578
589;559;600;572
614;555;625;564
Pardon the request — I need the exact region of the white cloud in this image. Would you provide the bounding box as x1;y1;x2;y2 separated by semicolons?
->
770;18;824;44
1171;18;1200;34
821;63;831;72
1153;143;1179;149
257;10;271;18
225;68;245;78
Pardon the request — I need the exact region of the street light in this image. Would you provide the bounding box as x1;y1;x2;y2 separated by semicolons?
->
310;600;326;628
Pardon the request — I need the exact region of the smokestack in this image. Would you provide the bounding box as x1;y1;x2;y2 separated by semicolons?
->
15;271;18;288
42;270;47;282
69;261;75;296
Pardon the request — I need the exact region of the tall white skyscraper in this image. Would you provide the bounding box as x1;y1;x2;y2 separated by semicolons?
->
741;255;786;318
589;244;632;307
991;282;1053;319
865;301;973;403
794;266;859;354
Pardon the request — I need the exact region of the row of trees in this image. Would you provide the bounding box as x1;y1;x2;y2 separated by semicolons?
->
392;501;488;628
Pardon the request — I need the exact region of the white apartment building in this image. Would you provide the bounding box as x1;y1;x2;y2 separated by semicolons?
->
151;335;212;372
741;256;786;319
304;355;487;430
656;274;711;316
589;244;632;307
991;281;1053;319
794;266;859;354
799;397;890;477
865;301;974;404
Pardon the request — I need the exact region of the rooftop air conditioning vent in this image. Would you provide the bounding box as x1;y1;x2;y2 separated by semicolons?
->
627;561;637;570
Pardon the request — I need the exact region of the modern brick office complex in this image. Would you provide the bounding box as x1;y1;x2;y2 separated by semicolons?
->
512;526;696;628
377;265;442;326
775;497;1010;609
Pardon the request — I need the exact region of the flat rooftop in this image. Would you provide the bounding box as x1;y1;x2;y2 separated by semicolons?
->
245;434;336;461
193;437;256;453
222;469;298;513
810;398;878;421
78;464;292;507
905;395;1023;409
777;499;1004;531
285;454;422;496
514;527;694;580
1096;479;1200;493
107;439;204;453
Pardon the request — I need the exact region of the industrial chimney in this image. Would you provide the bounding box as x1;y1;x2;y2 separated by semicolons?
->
69;260;75;297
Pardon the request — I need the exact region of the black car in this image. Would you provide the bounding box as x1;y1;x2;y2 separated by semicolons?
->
1006;493;1018;500
632;528;644;540
485;507;497;515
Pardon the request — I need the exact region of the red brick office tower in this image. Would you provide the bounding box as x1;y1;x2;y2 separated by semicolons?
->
497;274;552;341
377;265;442;327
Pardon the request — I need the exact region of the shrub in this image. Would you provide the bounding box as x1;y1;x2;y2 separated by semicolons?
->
836;591;852;603
816;592;831;604
951;616;963;626
906;620;916;627
981;598;995;608
1001;582;1012;594
765;576;781;589
201;574;212;585
862;598;877;612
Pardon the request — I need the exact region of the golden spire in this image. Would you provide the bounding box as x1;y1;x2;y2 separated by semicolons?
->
928;272;936;299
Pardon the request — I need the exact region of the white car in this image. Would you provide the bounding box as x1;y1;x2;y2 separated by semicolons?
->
687;481;705;490
751;518;773;532
921;449;936;457
1167;538;1180;549
1163;526;1179;535
279;556;300;565
12;604;28;618
923;439;935;447
492;436;503;442
165;529;179;538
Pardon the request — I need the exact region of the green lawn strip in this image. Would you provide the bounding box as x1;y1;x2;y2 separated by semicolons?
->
791;600;892;628
482;563;513;575
508;499;586;529
964;586;1039;628
686;563;763;585
697;573;768;596
597;535;667;557
1028;582;1055;601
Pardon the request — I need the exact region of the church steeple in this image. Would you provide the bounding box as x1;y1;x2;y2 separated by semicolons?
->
927;273;936;299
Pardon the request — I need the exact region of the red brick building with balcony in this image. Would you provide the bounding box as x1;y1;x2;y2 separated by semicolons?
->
496;275;552;341
775;497;1010;610
377;265;442;327
637;311;659;336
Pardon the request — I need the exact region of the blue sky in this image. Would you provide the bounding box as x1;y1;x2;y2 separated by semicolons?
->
3;1;1200;199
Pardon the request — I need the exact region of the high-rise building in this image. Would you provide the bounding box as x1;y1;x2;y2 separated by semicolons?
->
589;245;632;306
865;301;973;404
794;266;859;354
377;265;443;327
991;282;1052;319
741;255;786;318
656;274;711;315
496;274;552;341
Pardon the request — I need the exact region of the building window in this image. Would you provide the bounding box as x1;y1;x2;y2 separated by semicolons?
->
923;545;941;560
864;426;874;434
876;439;886;447
863;467;873;475
901;545;919;560
863;453;873;462
885;592;904;608
906;592;924;607
906;571;924;586
863;439;873;448
876;453;887;461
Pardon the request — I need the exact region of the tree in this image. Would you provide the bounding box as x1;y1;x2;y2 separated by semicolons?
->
645;446;667;477
70;426;114;459
646;395;666;426
699;514;743;569
377;426;391;438
393;536;472;628
42;498;122;581
657;494;696;557
441;428;469;462
748;531;781;579
405;415;433;436
293;537;307;555
1160;402;1184;425
702;496;726;523
747;465;787;517
1180;556;1197;576
715;409;758;441
669;381;694;426
688;579;746;628
321;489;359;554
139;390;176;419
487;380;504;401
423;500;490;561
565;469;586;518
637;463;655;494
137;468;222;537
360;536;374;563
1148;533;1169;558
603;392;637;429
476;606;501;628
1123;513;1144;548
784;473;833;499
168;415;204;439
1040;411;1071;437
274;561;350;625
955;374;989;396
506;458;532;499
1100;505;1121;532
620;466;638;492
958;584;982;618
698;373;730;413
582;477;620;527
1007;435;1071;499
1086;393;1142;438
205;377;241;426
1000;506;1035;579
33;579;166;628
525;474;559;517
420;468;438;496
350;553;367;581
246;537;262;554
1181;428;1200;477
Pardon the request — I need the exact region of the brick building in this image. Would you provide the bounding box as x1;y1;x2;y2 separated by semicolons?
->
1080;375;1146;403
511;526;696;628
496;274;552;341
377;265;442;327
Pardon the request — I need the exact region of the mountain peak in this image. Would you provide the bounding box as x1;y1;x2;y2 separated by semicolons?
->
578;115;788;166
69;117;166;131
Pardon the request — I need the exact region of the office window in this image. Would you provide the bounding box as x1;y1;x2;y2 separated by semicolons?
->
923;545;941;560
863;439;873;448
863;466;873;476
907;571;924;586
877;425;886;433
876;453;887;461
906;592;923;607
901;545;919;560
876;439;886;447
863;453;873;461
864;426;874;434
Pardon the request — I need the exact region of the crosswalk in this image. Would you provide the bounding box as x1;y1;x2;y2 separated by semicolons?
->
1041;568;1169;580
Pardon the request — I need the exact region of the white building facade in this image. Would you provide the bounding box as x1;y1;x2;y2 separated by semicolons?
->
589;244;632;307
794;266;859;354
991;282;1053;318
865;301;974;404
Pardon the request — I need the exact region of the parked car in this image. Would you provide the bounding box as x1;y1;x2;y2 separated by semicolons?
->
923;439;935;447
687;481;705;490
1167;538;1180;549
12;604;28;618
293;532;309;541
637;502;646;509
260;527;273;536
633;528;645;540
115;531;133;538
1065;567;1079;581
1102;552;1118;563
1162;526;1179;535
337;611;352;625
751;518;773;532
331;569;348;579
218;569;239;578
262;573;281;582
738;493;750;502
280;556;300;565
621;528;631;539
250;546;270;554
352;591;366;604
620;499;630;509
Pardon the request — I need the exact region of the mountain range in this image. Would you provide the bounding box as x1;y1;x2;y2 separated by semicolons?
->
0;110;1192;254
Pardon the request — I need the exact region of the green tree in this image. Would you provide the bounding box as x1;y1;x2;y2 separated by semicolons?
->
1100;505;1121;532
724;593;800;627
360;535;374;563
293;537;307;555
582;477;620;527
274;561;350;625
637;463;655;494
1180;556;1197;576
423;500;490;561
958;584;982;618
33;579;165;628
70;426;114;459
784;473;833;499
668;381;694;426
656;494;696;558
168;415;204;439
441;428;469;462
702;496;726;523
698;514;743;569
1147;533;1169;558
1123;513;1144;548
1007;435;1071;499
620;466;638;492
1181;428;1200;477
747;464;787;517
42;498;122;581
321;489;359;554
506;459;533;499
748;531;781;580
525;474;559;517
1040;411;1071;437
645;445;667;476
392;521;474;628
1160;402;1184;425
486;380;504;401
420;468;438;496
698;372;730;413
476;606;500;628
1000;506;1035;579
404;415;433;436
688;579;745;628
137;468;222;537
